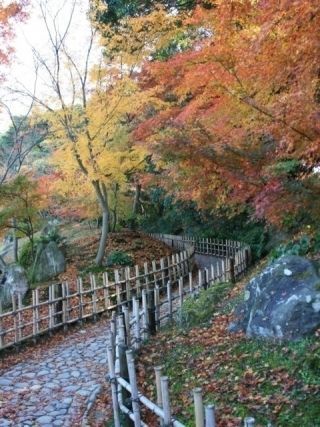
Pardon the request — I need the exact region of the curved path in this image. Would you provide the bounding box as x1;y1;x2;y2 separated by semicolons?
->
0;254;221;427
0;321;110;427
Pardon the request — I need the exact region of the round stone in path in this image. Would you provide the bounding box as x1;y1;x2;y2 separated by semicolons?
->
0;322;110;427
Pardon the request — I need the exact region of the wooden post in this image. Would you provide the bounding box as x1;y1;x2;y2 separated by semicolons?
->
244;417;255;427
119;343;134;427
154;285;161;331
78;278;84;322
133;297;141;349
54;283;63;325
167;281;173;322
125;267;131;306
229;257;235;283
144;262;150;293
12;294;18;343
205;405;216;427
135;265;141;298
160;258;166;289
189;272;193;295
204;268;209;290
126;350;142;427
161;376;172;427
155;366;164;426
115;269;122;308
17;294;23;341
142;289;149;340
103;272;111;309
179;277;184;307
198;270;202;292
122;305;131;346
193;388;204;427
107;345;121;427
147;289;156;336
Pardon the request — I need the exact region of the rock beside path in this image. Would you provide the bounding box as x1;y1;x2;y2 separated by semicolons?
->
231;255;320;340
0;264;28;307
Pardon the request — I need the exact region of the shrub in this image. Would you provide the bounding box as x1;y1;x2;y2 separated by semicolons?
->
177;282;231;330
106;250;134;267
270;234;320;260
19;240;37;270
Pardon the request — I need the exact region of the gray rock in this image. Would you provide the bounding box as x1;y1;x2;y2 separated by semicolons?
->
232;255;320;340
0;264;28;307
33;241;65;283
36;416;53;425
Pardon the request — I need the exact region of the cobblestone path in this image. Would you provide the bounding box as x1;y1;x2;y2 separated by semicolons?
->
0;321;110;427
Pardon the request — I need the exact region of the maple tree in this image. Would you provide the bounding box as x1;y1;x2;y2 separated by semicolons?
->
0;0;27;71
132;0;320;228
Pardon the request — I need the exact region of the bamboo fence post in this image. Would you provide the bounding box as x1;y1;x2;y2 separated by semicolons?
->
103;272;111;309
179;277;184;307
107;345;121;427
144;262;150;293
161;376;172;427
115;270;122;308
229;257;235;283
160;258;166;288
12;294;18;343
118;313;126;345
90;274;98;320
193;388;204;427
122;305;131;346
49;285;54;330
118;343;133;427
78;278;84;322
154;285;160;331
189;272;193;295
175;253;181;279
152;260;157;288
125;267;131;306
155;366;164;426
244;417;255;427
155;365;164;408
132;297;141;349
17;294;23;341
205;405;216;427
172;254;177;283
147;289;156;336
142;289;149;340
135;265;141;298
204;268;209;290
55;283;63;325
167;281;173;321
62;283;68;330
126;350;142;427
167;256;173;283
198;270;202;292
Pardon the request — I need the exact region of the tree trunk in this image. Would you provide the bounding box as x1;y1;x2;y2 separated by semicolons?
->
93;181;109;266
129;183;141;231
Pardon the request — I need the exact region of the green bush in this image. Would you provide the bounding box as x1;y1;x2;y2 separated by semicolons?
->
270;234;320;260
177;282;231;330
19;240;37;270
106;250;134;267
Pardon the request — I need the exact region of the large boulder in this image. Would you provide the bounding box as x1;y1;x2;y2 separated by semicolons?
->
0;264;29;307
231;255;320;340
33;241;66;283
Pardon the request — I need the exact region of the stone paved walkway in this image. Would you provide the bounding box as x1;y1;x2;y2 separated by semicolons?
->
0;321;110;427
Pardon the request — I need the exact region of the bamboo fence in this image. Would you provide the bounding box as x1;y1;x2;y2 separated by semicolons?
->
0;235;250;351
107;254;257;427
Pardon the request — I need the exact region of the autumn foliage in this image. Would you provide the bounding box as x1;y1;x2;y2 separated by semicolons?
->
132;0;320;227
